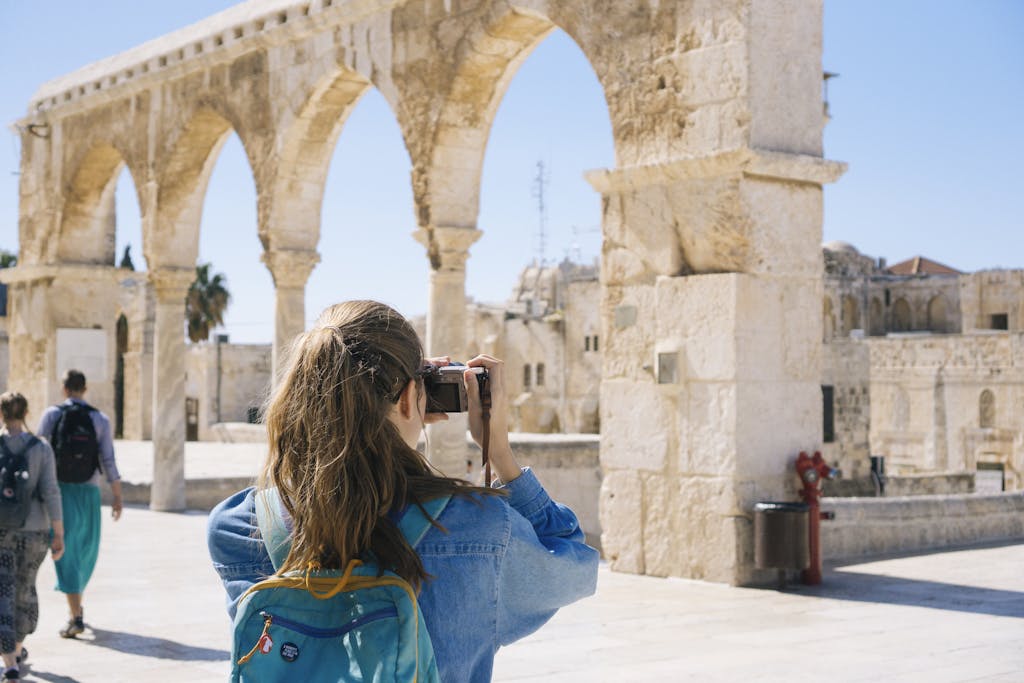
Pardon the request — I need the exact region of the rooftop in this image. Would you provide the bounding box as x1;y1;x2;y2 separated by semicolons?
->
886;255;963;276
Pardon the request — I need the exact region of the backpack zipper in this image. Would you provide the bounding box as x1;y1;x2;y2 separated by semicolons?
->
258;607;398;638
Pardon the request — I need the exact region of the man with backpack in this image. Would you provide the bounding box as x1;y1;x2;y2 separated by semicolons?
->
36;370;122;640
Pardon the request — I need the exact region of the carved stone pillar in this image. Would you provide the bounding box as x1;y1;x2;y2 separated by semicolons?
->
414;226;481;477
149;267;194;512
587;150;845;584
261;248;320;380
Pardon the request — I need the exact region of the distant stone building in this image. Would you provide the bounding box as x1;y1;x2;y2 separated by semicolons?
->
468;259;600;434
821;242;1024;493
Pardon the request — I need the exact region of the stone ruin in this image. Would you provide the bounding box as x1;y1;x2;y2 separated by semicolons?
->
3;0;845;585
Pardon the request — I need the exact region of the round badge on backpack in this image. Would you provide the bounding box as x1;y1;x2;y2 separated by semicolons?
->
280;642;299;662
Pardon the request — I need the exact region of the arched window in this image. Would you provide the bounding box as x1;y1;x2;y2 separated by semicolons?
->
869;297;884;336
979;389;995;428
841;295;860;335
927;294;948;333
823;297;835;341
891;298;912;332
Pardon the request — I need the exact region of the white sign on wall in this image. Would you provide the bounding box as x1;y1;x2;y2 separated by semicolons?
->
56;328;108;383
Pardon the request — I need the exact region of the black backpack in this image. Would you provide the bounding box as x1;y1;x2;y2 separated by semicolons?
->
0;436;38;529
52;403;101;483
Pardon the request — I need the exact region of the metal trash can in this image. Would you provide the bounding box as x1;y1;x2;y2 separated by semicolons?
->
753;502;810;570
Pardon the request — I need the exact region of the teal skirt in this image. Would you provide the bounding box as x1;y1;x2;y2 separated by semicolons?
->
54;482;102;594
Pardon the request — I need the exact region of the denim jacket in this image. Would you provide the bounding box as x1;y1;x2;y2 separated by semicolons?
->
207;468;599;682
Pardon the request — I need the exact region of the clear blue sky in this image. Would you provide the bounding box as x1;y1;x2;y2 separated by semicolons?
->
1;1;1021;344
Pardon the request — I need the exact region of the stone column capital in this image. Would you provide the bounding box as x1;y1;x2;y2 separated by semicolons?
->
261;248;320;288
150;267;194;302
413;226;482;272
584;149;847;194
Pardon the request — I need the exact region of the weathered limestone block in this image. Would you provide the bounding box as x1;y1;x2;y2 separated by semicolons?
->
600;284;656;381
599;470;644;574
682;381;737;476
600;379;672;472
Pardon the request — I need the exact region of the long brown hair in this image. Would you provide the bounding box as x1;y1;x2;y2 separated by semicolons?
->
260;300;493;588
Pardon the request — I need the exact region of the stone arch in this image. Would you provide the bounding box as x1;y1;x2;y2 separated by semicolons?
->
262;68;374;252
891;298;912;332
151;108;262;268
979;389;995;429
927;294;948;333
869;297;884;336
822;296;835;341
841;295;859;336
57;143;145;265
426;7;614;231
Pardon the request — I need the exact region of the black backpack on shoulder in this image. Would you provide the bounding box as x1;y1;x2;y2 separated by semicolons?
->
52;403;101;483
0;436;38;529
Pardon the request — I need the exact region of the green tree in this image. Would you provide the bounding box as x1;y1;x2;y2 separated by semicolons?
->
186;263;231;343
0;250;17;268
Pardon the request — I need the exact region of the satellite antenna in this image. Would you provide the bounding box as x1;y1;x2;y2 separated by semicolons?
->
531;160;549;265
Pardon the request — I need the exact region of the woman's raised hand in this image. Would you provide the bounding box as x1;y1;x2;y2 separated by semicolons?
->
464;355;521;484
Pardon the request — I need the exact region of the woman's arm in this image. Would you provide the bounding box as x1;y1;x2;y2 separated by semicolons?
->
494;468;600;645
207;487;277;620
36;440;63;526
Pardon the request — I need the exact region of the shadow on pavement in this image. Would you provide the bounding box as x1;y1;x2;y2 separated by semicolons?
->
81;627;229;661
21;669;80;683
792;570;1024;619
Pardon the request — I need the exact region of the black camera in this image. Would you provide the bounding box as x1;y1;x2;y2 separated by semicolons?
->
422;364;488;413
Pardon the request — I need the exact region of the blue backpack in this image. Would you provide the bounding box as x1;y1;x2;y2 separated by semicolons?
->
230;488;448;683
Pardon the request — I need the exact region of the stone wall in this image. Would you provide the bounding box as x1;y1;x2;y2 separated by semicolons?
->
822;491;1024;560
885;473;973;496
960;270;1024;332
869;332;1024;488
185;342;271;441
472;434;602;548
821;340;870;481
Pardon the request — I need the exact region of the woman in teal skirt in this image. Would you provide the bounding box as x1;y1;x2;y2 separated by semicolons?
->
35;370;123;639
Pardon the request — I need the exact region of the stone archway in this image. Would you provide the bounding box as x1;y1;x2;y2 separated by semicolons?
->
7;0;844;583
892;298;912;332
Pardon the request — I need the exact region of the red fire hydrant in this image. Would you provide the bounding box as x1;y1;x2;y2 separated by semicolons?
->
795;451;839;585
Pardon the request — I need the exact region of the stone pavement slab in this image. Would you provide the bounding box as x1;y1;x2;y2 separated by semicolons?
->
15;503;1024;682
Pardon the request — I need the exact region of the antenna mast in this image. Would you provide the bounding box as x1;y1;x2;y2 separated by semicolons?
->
531;160;549;265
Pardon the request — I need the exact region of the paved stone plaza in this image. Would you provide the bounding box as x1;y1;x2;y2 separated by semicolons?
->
13;493;1023;682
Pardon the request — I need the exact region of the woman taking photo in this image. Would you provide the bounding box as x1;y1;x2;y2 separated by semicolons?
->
0;392;64;681
208;300;598;681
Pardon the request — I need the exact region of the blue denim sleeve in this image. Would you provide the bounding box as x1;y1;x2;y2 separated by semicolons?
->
495;468;599;645
207;487;276;620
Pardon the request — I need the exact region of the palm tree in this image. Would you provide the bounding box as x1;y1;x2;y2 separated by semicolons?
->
186;263;231;343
